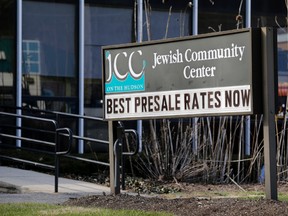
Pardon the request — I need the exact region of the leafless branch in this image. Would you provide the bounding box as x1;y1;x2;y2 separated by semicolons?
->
275;16;287;32
236;0;243;29
164;6;172;39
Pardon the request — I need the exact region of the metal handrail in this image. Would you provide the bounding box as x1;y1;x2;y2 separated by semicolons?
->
0;109;73;192
0;106;111;193
113;123;141;193
56;127;73;155
0;111;58;125
1;106;142;194
1;106;109;145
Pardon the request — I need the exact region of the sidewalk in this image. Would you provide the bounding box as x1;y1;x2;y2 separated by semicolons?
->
0;166;111;203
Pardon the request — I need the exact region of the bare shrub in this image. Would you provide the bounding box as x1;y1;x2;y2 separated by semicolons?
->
132;113;269;184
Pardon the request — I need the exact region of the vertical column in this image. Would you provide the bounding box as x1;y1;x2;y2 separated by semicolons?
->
192;0;198;153
137;0;143;153
244;0;251;156
261;27;278;200
16;0;22;148
137;0;143;42
78;0;84;154
192;0;198;35
245;0;251;28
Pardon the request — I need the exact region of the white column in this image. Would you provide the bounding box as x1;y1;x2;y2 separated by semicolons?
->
245;0;251;155
245;0;251;28
137;0;143;153
193;0;198;35
16;0;23;148
78;0;85;154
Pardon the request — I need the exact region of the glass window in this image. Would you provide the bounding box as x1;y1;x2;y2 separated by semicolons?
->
84;4;133;117
277;28;288;114
143;2;192;40
198;1;244;34
22;1;77;112
196;1;287;32
250;1;287;111
251;0;286;28
0;0;16;107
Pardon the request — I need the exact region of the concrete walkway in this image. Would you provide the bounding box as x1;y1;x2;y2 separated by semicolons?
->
0;166;111;204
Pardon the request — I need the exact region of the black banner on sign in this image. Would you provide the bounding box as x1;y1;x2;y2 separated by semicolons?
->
102;28;262;120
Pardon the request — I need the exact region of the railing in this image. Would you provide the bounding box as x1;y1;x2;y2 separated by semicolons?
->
0;106;111;192
0;109;72;192
0;106;141;194
114;122;141;193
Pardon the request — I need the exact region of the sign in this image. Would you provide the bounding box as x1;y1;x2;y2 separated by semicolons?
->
102;28;262;120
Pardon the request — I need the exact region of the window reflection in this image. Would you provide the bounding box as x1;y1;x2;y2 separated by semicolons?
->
84;5;133;117
0;0;16;107
22;1;77;112
142;2;192;40
199;1;243;34
278;28;288;114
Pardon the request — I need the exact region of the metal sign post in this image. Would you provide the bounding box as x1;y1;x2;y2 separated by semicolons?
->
108;121;116;194
261;27;278;200
109;121;125;195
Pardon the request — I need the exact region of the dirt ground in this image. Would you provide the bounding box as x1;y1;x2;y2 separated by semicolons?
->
64;182;288;216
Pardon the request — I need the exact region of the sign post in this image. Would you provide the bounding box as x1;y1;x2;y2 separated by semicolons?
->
261;27;278;200
108;121;116;194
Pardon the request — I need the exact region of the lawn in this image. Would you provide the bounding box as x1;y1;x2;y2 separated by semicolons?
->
0;203;172;216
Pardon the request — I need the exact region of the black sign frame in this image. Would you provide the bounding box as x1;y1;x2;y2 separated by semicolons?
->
102;28;262;120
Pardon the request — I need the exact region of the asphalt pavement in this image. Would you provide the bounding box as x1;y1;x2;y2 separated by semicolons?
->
0;166;111;204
